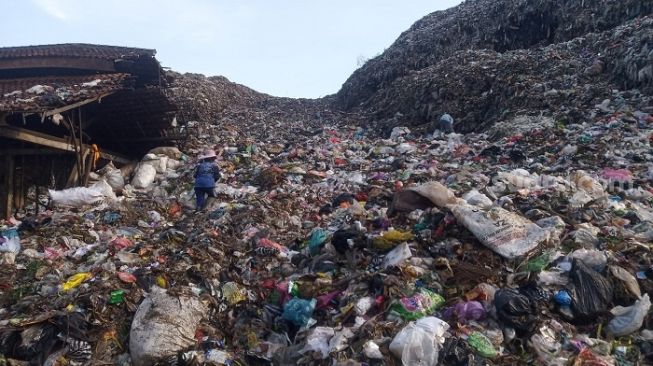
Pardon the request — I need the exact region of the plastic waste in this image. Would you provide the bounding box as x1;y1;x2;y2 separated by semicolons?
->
554;290;572;306
389;316;449;366
62;272;93;291
373;229;414;251
363;340;384;359
109;290;125;304
608;265;641;298
450;200;551;259
494;288;536;332
388;288;445;320
222;282;246;305
382;242;412;268
117;272;137;284
308;228;328;255
0;227;21;253
129;287;207;366
282;298;316;327
462;189;493;208
567;259;614;321
301;326;334;359
452;301;485;323
467;331;497;358
570;249;607;271
607;294;651;336
131;164;157;189
49;180;117;207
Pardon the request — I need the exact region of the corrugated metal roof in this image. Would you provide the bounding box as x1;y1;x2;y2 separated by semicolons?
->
0;73;131;112
0;43;156;60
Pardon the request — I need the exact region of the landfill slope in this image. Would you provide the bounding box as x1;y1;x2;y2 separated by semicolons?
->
335;0;653;133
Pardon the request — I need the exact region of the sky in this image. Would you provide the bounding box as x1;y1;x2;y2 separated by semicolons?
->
1;0;462;98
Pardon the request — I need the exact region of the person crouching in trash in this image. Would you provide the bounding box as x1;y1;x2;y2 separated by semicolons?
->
194;149;220;210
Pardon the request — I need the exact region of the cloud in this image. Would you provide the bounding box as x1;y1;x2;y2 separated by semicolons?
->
33;0;70;21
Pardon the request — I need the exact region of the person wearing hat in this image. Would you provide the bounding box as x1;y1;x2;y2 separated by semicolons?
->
194;149;220;210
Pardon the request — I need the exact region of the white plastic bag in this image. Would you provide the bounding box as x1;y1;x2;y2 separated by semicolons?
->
383;242;412;268
132;164;157;189
301;327;334;359
462;189;493;208
144;156;169;173
130;287;207;366
389;316;449;366
607;294;651;336
0;236;20;253
105;169;125;192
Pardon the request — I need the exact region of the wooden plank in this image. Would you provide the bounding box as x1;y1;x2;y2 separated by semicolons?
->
0;125;132;164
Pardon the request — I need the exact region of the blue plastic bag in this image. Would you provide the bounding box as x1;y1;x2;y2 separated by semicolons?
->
283;298;316;327
308;228;328;256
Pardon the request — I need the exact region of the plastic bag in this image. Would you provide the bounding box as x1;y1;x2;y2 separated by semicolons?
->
570;249;607;272
364;340;384;359
462;189;493;208
0;227;21;253
62;272;93;292
608;265;641;299
453;301;485;323
494;288;536;332
130;287;207;366
389;288;445;320
132;164;157;189
282;298;316;327
467;331;497;358
382;242;412;268
301;326;334;359
607;294;651;336
450;201;551;259
373;229;414;251
389;316;449;366
308;228;328;256
567;259;613;321
105;169;125;192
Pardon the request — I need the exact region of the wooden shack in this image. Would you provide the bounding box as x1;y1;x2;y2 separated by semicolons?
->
0;43;183;218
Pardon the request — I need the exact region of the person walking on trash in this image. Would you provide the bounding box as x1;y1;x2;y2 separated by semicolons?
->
194;149;220;210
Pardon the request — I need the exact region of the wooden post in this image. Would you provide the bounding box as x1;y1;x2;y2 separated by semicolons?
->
2;155;15;219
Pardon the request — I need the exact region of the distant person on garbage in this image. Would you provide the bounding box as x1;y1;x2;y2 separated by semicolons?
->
194;149;220;210
438;113;454;134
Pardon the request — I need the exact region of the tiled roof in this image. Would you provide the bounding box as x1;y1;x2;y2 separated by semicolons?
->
0;43;155;60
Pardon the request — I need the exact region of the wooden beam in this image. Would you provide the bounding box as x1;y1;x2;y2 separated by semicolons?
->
0;125;132;164
2;156;14;219
0;148;73;156
41;92;115;118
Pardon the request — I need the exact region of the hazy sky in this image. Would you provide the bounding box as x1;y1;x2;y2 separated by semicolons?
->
1;0;462;98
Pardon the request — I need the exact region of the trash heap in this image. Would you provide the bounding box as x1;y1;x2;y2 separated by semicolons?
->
1;85;653;365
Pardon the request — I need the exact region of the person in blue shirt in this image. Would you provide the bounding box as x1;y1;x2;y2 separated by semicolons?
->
194;149;220;210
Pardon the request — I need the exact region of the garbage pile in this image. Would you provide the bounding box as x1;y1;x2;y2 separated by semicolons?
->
1;83;653;364
337;3;653;133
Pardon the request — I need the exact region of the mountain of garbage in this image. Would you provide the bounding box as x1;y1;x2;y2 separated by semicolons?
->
2;0;653;365
336;0;653;133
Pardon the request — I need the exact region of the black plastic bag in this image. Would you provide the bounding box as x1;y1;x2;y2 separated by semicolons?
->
567;259;613;321
494;288;537;333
